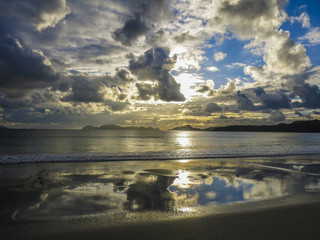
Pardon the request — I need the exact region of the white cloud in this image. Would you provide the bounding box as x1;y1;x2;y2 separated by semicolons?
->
299;27;320;45
214;52;227;61
226;62;247;69
206;66;220;72
289;12;310;28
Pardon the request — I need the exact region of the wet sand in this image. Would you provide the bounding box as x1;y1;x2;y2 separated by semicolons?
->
4;195;320;240
1;157;320;239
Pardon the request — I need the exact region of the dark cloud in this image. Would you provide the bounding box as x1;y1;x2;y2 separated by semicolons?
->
61;43;123;63
0;34;59;96
197;85;210;93
61;76;105;103
313;111;320;115
129;47;185;102
292;83;320;108
0;0;70;32
113;0;172;45
236;91;255;111
113;17;149;45
219;115;229;119
113;68;134;82
205;102;222;113
60;74;130;112
219;0;271;20
268;110;286;122
254;87;291;110
196;83;215;96
253;87;265;96
135;83;158;101
295;111;304;117
104;99;129;112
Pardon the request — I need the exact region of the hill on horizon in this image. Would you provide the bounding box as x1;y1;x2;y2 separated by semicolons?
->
170;119;320;133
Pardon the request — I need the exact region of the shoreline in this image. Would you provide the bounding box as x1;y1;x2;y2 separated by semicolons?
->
1;152;320;165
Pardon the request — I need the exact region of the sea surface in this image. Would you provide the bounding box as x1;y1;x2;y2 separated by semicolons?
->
1;130;320;236
1;129;320;163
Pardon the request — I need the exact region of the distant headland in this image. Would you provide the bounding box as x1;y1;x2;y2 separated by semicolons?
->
171;120;320;133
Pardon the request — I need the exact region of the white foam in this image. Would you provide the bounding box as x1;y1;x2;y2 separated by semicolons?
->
1;144;320;164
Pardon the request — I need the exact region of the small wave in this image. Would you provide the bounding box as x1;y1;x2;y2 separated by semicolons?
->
1;145;320;164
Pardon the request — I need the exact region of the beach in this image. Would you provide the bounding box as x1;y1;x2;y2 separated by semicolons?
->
27;196;320;240
1;155;320;240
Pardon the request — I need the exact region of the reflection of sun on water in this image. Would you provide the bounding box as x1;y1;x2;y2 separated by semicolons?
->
173;170;191;189
178;159;189;163
176;132;191;148
178;207;196;213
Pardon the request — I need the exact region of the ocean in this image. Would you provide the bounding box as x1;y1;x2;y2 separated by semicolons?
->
1;129;320;163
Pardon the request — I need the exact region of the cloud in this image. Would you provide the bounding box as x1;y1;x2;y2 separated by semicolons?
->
0;34;59;96
206;66;219;72
60;71;133;112
213;52;227;61
219;115;228;119
268;110;286;122
292;83;320;108
254;87;291;110
226;62;247;69
129;47;185;102
214;0;310;84
134;83;158;101
213;0;287;39
173;31;196;43
61;76;106;103
113;17;149;45
289;12;310;28
113;0;172;45
196;80;215;96
294;111;303;117
263;34;311;75
236;91;255;111
299;27;320;46
6;0;71;31
205;102;222;113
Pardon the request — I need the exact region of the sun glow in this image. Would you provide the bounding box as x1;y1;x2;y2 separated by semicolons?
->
174;73;202;99
170;46;187;56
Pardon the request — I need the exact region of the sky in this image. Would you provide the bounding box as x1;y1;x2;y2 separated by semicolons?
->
1;0;320;129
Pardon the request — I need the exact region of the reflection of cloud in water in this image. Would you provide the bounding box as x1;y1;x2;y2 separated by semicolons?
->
124;174;175;211
173;170;191;189
1;158;320;221
239;177;287;200
205;191;217;200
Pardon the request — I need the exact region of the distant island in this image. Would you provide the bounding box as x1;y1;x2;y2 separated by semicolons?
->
171;125;201;131
82;124;160;131
171;120;320;133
